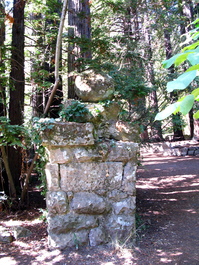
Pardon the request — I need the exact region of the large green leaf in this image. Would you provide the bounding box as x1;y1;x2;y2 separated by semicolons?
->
187;52;199;65
192;87;199;100
167;70;198;92
155;102;180;120
185;64;199;72
194;110;199;119
178;95;195;115
174;52;193;66
182;40;199;51
162;54;180;69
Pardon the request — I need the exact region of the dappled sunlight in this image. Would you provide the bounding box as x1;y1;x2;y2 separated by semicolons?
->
160;189;199;195
181;209;197;214
136;152;199;264
0;257;17;265
156;249;183;263
137;173;198;191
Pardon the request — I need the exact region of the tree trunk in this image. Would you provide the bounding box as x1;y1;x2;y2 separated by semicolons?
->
144;14;163;141
0;146;16;198
164;29;184;140
68;0;91;98
8;0;25;192
31;1;63;118
0;2;6;116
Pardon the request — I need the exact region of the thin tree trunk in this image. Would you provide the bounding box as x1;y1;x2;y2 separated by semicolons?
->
44;0;68;116
0;146;16;198
20;153;38;204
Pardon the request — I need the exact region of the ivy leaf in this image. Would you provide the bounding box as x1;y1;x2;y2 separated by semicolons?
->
178;94;195;115
167;70;198;92
155;102;180;120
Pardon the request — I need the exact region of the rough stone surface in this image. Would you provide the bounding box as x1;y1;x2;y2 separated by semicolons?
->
42;102;138;249
48;230;89;249
97;120;140;142
75;70;115;102
60;162;124;193
112;197;136;215
71;192;109;214
13;226;32;239
45;163;60;191
42;122;94;147
0;226;14;243
48;214;98;234
89;227;107;246
46;191;68;216
141;140;199;157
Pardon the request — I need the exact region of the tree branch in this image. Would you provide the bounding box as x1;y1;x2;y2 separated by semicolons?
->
44;0;68;116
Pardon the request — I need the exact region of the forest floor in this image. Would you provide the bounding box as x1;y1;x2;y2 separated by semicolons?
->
0;151;199;264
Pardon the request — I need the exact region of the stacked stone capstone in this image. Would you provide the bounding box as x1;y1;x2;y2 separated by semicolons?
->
42;70;139;249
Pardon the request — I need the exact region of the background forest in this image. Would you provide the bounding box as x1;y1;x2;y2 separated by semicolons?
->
0;0;199;204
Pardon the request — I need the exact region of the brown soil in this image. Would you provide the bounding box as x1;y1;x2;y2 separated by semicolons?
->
0;153;199;265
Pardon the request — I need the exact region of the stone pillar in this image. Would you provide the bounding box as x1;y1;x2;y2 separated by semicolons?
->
42;121;138;249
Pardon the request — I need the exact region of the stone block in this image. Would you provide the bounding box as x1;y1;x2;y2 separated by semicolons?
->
46;191;68;216
71;192;109;214
46;147;72;164
45;163;60;191
0;226;14;243
105;214;135;241
60;162;123;192
89;227;107;246
48;230;89;249
107;190;128;201
123;162;136;181
13;226;32;239
75;70;115;102
107;141;138;162
97;120;140;142
48;213;98;234
72;147;103;162
112;197;136;215
42;122;94;147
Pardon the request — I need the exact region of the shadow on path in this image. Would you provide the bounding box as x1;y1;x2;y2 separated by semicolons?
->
136;153;199;265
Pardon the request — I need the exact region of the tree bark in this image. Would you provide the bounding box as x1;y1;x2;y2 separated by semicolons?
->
164;29;184;140
144;14;163;141
68;0;91;98
20;153;38;204
0;146;16;198
44;0;68;116
8;0;25;192
0;2;6;116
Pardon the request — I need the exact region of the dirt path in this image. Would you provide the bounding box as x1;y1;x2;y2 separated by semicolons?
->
0;153;199;264
136;153;199;264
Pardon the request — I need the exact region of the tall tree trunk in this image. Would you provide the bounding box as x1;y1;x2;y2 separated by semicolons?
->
164;29;184;140
0;2;6;116
68;0;91;98
8;0;25;192
144;13;163;141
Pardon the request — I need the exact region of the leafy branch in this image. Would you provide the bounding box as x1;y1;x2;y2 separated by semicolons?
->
155;20;199;121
